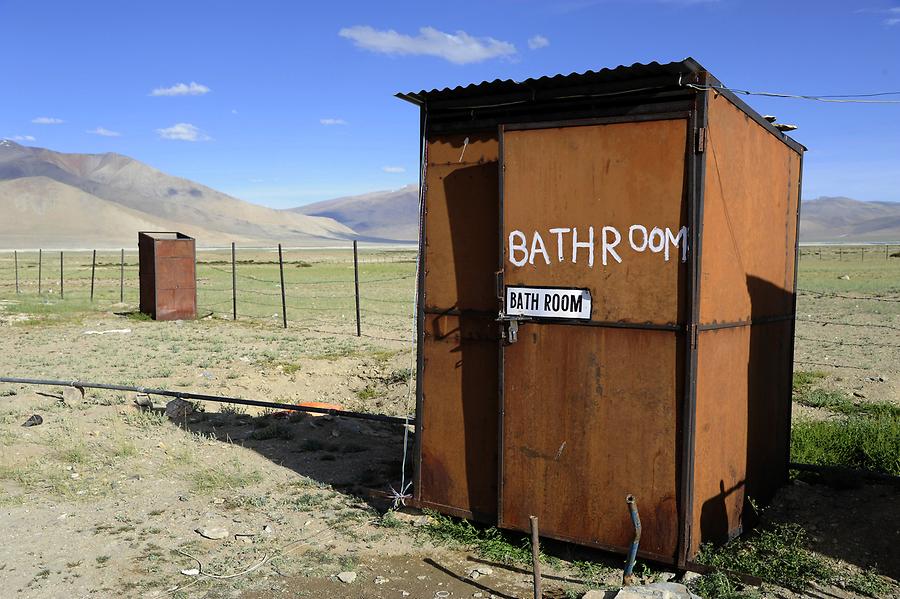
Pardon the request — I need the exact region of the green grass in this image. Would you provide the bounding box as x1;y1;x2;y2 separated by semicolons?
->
792;370;826;393
421;509;548;567
791;414;900;476
693;521;893;598
795;388;900;419
695;523;834;593
190;459;263;493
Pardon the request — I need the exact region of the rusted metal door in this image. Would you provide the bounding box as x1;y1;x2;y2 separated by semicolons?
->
498;117;691;560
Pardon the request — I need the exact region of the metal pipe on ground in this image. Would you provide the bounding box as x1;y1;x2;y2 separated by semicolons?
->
0;376;412;426
623;494;642;585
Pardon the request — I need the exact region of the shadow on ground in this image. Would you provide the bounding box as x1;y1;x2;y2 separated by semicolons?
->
180;407;411;508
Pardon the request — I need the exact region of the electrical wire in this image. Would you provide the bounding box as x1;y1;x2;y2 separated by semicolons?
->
684;82;900;104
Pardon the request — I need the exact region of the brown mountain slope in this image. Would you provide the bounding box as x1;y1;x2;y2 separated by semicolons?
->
0;177;252;249
0;140;355;247
290;185;418;241
800;197;900;242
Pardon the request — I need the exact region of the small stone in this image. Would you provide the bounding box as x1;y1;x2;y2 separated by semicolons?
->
62;387;85;404
417;575;427;580
166;399;195;421
133;393;153;408
469;566;493;580
337;571;357;584
70;473;80;479
181;568;200;576
613;582;700;599
21;414;43;427
195;526;229;540
213;498;225;505
263;525;273;534
401;593;410;597
374;576;390;584
838;274;851;280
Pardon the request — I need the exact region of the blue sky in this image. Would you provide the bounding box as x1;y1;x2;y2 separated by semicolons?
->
3;0;899;207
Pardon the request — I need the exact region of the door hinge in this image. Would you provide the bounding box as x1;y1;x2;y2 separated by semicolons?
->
696;127;706;153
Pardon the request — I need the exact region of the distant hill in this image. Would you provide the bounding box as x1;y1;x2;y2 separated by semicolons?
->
290;184;419;242
0;139;355;249
800;197;900;243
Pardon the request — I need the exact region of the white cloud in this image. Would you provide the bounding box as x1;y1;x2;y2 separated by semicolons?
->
87;127;121;137
339;25;517;64
151;82;211;97
156;123;210;142
9;135;36;142
382;166;406;173
528;35;550;50
32;117;63;124
320;118;348;126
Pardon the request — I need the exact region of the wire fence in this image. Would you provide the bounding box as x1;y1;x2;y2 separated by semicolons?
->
799;245;899;261
0;244;418;338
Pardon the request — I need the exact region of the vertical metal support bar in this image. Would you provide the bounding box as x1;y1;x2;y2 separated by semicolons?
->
412;106;428;504
59;251;64;299
231;242;237;320
119;249;125;303
677;74;709;569
90;250;96;301
353;240;361;337
14;250;19;294
278;244;287;329
38;249;42;295
623;495;642;585
529;515;541;599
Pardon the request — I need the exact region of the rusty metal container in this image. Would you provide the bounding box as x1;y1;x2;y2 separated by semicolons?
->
138;232;197;320
398;58;804;568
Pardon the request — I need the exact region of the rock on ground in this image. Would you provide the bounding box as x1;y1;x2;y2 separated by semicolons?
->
166;398;195;421
584;582;701;599
336;571;357;584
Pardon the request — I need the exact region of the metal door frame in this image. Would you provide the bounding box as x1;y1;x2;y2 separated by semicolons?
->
495;104;707;565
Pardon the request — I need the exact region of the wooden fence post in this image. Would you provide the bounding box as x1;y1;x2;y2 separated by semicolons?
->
14;250;18;294
38;249;42;295
120;249;124;303
90;249;96;301
278;244;287;329
59;251;64;299
231;242;237;320
353;240;361;337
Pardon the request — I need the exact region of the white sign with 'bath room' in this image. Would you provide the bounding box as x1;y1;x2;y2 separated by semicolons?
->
505;286;592;320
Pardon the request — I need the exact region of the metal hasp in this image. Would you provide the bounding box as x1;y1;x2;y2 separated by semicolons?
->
398;58;805;568
623;495;642;585
138;232;197;321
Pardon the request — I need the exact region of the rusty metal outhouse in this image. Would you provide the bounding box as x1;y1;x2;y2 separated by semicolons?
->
398;58;804;568
138;232;197;321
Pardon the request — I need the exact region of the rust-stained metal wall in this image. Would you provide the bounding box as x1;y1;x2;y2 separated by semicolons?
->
418;133;501;520
401;59;804;568
690;91;803;554
138;232;197;321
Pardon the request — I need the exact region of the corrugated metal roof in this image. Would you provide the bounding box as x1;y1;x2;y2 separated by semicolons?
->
400;58;704;103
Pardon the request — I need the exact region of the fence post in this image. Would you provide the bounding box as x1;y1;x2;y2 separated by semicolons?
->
120;249;124;303
14;250;18;294
90;249;96;302
839;247;843;261
231;242;237;320
861;247;864;261
59;251;64;299
278;244;287;329
887;245;890;260
38;249;42;295
353;240;361;337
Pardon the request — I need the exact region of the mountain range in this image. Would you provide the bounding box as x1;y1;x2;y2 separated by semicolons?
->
1;140;898;248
